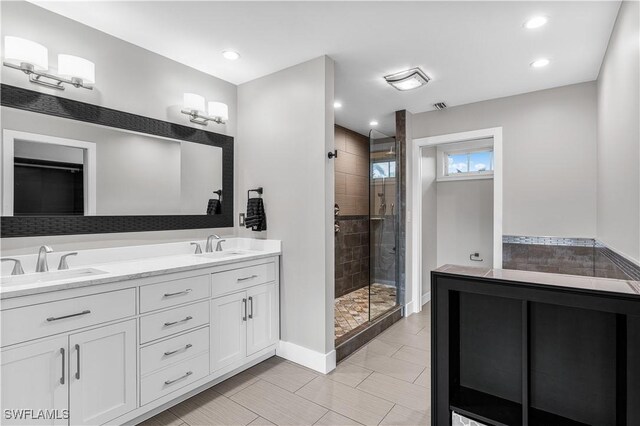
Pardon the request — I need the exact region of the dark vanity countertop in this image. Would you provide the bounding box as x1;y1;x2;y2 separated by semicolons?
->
434;264;640;297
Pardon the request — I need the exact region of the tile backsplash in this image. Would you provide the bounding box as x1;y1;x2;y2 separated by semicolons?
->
502;235;640;281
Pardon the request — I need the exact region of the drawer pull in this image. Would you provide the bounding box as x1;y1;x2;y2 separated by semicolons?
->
164;370;193;385
163;289;192;297
60;348;65;385
75;344;81;380
164;343;193;356
237;274;258;282
47;310;91;322
163;316;193;327
242;298;247;321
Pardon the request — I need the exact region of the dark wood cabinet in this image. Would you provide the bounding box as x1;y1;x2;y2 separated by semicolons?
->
432;271;640;426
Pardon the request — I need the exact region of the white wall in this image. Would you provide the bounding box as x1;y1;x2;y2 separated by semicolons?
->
420;147;437;298
596;1;640;263
436;179;494;268
1;1;238;254
236;57;335;361
412;82;598;239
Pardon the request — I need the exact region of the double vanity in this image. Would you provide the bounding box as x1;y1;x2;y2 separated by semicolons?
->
0;238;281;425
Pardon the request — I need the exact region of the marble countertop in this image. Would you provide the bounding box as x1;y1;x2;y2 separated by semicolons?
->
434;264;640;297
0;238;281;300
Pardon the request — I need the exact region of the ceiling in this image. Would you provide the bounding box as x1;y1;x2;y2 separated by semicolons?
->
32;1;620;136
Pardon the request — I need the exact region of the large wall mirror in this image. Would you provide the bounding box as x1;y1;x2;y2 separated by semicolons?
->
0;85;234;237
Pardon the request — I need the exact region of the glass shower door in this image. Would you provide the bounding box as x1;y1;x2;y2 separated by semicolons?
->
369;129;400;321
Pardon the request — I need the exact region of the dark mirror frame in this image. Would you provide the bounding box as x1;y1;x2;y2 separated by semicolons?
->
0;84;234;238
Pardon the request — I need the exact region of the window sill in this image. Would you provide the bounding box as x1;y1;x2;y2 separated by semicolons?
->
437;174;494;182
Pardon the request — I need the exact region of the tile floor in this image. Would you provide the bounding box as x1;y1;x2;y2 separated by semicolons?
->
334;283;398;339
140;303;431;426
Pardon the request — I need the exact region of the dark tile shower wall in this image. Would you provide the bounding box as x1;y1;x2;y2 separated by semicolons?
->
503;236;640;281
335;216;370;298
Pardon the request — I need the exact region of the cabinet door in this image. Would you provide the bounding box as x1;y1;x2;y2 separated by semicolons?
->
69;320;136;425
211;292;247;372
1;336;69;425
246;283;279;356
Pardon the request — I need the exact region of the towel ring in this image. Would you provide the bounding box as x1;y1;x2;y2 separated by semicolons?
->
248;187;263;199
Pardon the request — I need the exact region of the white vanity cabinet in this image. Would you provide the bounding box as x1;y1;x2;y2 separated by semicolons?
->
0;254;280;426
210;262;279;372
68;320;137;425
0;319;136;426
1;336;69;426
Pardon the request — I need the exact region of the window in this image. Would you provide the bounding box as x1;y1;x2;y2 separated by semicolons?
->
436;139;494;181
446;149;494;176
372;160;396;179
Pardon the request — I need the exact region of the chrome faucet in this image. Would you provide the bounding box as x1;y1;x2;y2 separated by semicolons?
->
1;258;24;275
206;235;226;252
36;245;53;273
58;252;78;270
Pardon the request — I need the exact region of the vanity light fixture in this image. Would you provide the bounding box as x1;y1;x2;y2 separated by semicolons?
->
384;67;430;91
530;58;550;68
181;93;228;125
3;36;95;90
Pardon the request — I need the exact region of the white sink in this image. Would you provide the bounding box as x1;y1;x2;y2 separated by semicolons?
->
0;268;108;286
193;250;253;259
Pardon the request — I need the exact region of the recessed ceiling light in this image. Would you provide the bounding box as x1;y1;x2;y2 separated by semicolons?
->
384;67;430;91
334;101;342;109
222;50;240;61
530;58;550;68
524;16;548;29
370;120;378;126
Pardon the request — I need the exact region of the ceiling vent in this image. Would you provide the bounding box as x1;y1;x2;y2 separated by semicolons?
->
433;102;447;110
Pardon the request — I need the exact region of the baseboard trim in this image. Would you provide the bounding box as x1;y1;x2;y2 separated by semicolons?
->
422;292;431;306
276;340;336;374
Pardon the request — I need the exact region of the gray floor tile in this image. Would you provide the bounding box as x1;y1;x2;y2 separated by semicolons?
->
327;362;373;388
231;380;328;426
376;328;430;351
138;410;184;426
248;417;276;425
314;411;363;426
214;370;260;397
356;372;430;412
413;368;430;388
247;356;318;392
380;404;431;426
169;387;258;426
345;351;424;383
296;376;393;426
391;346;429;367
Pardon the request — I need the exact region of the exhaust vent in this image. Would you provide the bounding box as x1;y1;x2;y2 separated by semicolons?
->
433;102;447;110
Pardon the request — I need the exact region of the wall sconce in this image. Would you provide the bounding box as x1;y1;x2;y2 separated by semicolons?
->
3;36;95;90
181;93;228;125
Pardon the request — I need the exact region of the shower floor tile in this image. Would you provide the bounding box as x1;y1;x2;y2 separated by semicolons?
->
335;283;397;339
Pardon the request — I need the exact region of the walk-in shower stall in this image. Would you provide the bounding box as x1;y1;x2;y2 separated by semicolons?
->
334;126;402;358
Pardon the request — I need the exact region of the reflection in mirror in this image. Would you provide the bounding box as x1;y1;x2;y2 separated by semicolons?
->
1;108;223;216
15;141;86;216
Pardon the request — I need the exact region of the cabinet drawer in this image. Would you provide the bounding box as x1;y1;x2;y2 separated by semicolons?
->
140;353;209;406
1;288;136;347
211;262;276;297
140;327;209;376
140;301;209;344
140;274;210;313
